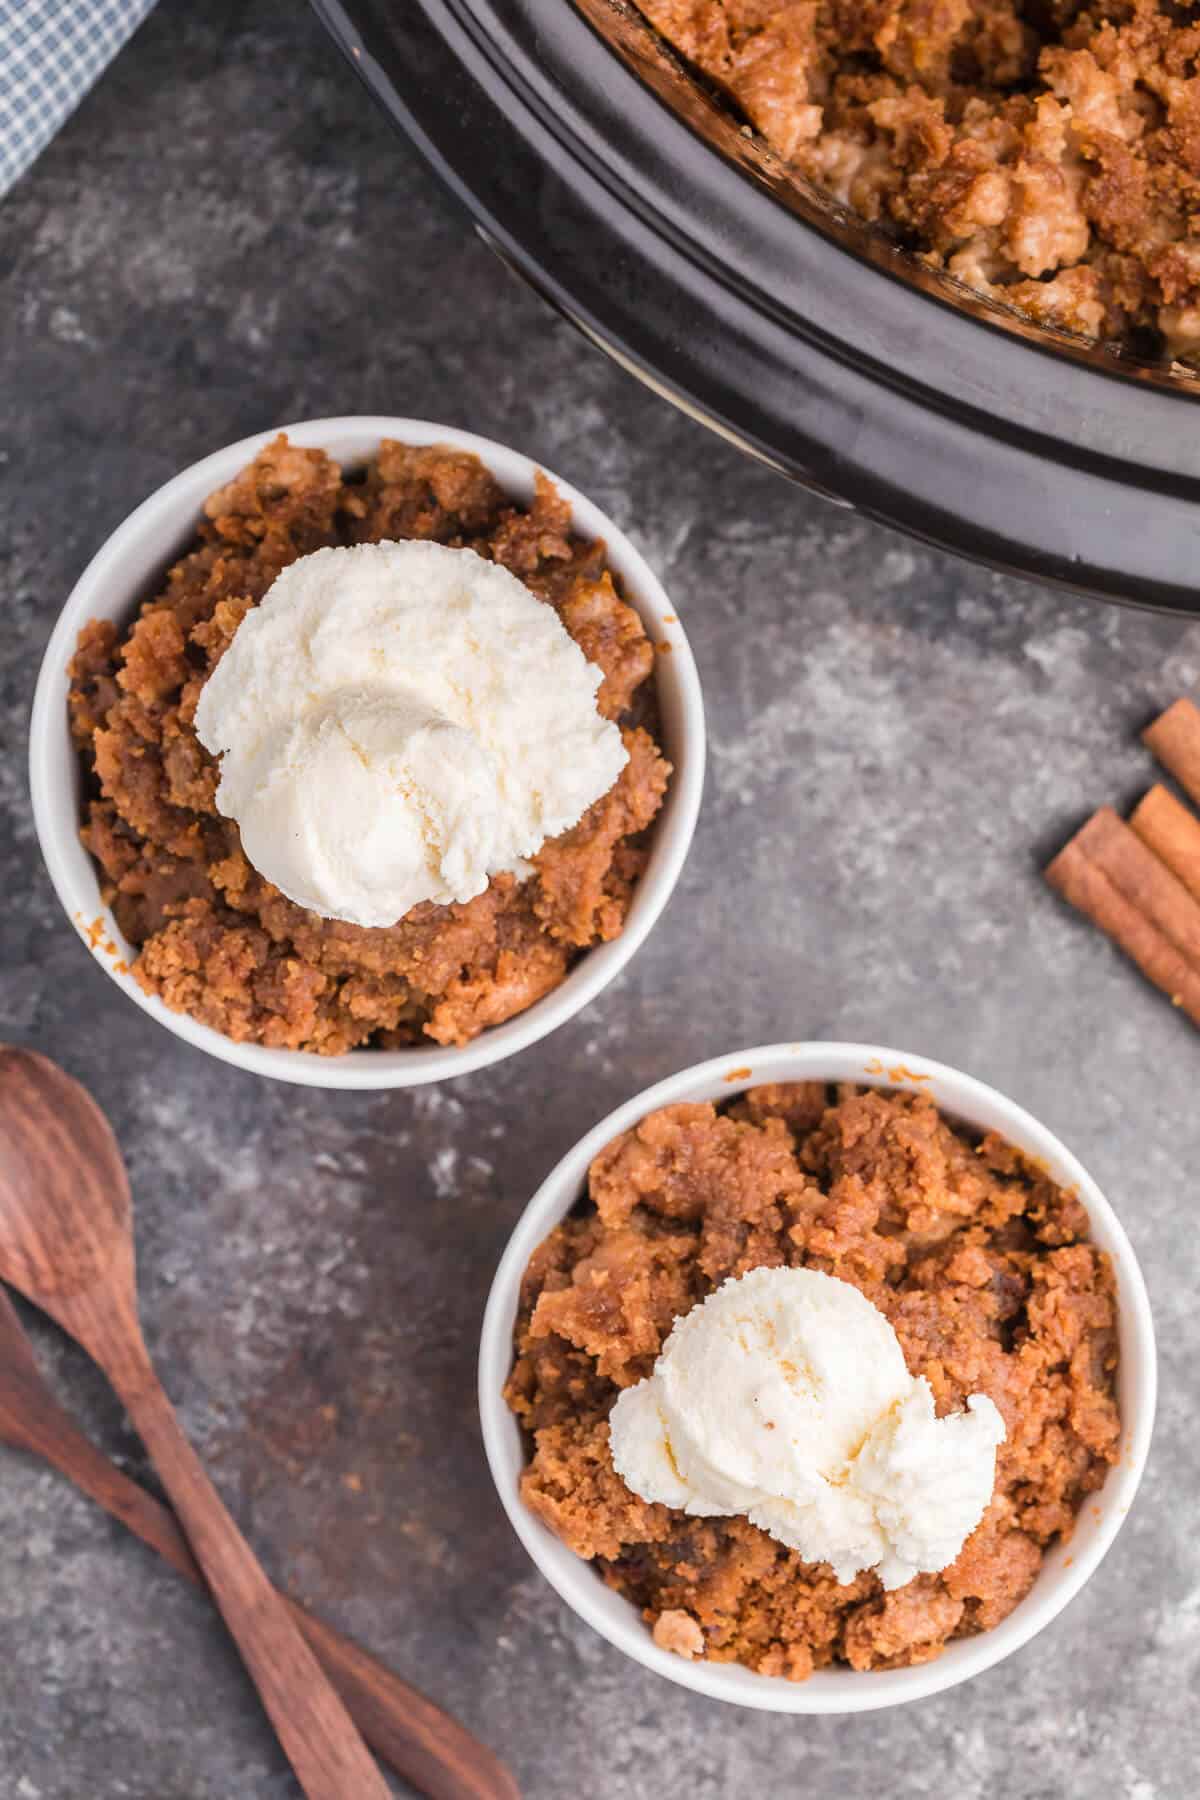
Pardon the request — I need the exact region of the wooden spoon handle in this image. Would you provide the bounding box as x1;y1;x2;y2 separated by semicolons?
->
116;1363;391;1800
293;1605;518;1800
0;1362;200;1582
0;1363;517;1799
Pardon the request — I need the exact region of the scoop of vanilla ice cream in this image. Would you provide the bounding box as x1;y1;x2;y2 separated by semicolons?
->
193;540;628;928
609;1267;1005;1589
228;693;507;926
846;1383;1007;1589
627;1265;912;1515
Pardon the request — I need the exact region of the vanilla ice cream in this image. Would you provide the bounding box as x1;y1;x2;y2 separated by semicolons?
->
609;1267;1005;1589
193;540;628;927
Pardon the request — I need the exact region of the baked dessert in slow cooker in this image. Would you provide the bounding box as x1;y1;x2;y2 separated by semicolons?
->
633;0;1200;353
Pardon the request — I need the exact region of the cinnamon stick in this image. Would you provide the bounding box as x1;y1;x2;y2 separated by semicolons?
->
1143;698;1200;809
1045;806;1200;1027
1130;785;1200;907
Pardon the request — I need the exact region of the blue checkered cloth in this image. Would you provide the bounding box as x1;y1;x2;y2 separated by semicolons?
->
1;0;155;197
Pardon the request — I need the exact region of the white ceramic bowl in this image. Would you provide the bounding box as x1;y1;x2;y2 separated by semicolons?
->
479;1041;1156;1712
29;417;704;1088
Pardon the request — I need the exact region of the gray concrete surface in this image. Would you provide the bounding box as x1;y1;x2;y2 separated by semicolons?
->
0;2;1195;1795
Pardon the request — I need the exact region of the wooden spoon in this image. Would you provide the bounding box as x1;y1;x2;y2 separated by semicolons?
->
0;1047;390;1800
0;1283;519;1799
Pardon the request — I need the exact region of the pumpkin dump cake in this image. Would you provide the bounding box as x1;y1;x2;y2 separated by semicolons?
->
68;437;670;1053
633;0;1200;354
505;1084;1120;1676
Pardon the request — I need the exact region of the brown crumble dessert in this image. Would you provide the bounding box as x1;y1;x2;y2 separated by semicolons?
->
68;436;670;1054
634;0;1200;354
505;1084;1120;1677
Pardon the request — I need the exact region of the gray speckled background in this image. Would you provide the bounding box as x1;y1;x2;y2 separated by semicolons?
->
0;2;1195;1796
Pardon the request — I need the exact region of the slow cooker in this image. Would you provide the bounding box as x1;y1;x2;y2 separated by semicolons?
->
313;0;1200;615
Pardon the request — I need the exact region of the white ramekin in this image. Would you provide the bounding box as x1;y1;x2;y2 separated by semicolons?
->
479;1041;1156;1713
29;417;704;1088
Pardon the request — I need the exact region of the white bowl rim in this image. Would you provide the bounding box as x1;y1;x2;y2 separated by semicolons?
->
29;415;705;1088
478;1040;1157;1713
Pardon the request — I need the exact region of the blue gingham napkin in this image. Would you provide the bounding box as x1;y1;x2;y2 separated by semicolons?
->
1;0;156;198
